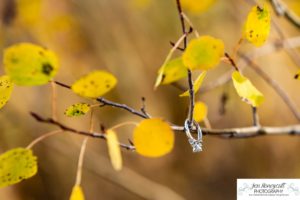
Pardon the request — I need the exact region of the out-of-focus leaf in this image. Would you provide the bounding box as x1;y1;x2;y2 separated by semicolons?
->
181;0;216;14
4;43;59;86
193;101;208;122
0;148;38;188
182;36;224;70
64;103;90;117
70;185;85;200
0;75;14;109
159;57;187;85
243;4;271;47
106;130;122;171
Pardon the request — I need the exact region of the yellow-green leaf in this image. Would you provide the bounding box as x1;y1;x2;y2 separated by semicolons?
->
0;148;38;188
180;71;207;97
4;43;59;86
182;36;224;70
232;71;264;107
71;70;117;98
243;4;271;47
160;57;187;85
193;101;208;122
0;75;14;109
64;103;90;117
133;119;174;157
70;185;85;200
181;0;216;14
106;130;122;171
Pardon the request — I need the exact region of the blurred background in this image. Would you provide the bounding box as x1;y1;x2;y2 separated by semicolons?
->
0;0;300;199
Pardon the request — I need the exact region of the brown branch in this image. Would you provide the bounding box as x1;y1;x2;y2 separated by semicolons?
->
30;112;135;150
251;106;260;127
269;0;300;29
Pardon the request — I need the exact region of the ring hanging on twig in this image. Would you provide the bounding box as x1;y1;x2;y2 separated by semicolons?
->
184;119;203;152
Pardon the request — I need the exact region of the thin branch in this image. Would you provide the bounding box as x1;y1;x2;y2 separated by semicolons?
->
50;80;57;120
140;97;151;118
251;106;260;127
30;112;135;150
187;69;194;124
269;0;300;29
97;97;149;119
26;130;62;149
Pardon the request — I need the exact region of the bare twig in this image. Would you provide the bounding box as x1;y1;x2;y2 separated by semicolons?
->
30;112;135;150
251;106;260;127
269;0;300;29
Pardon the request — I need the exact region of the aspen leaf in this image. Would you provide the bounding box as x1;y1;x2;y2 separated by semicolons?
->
182;36;224;70
180;71;207;97
4;43;59;86
71;70;117;98
70;185;85;200
0;75;14;109
181;0;216;14
243;4;271;47
193;101;208;122
160;57;187;85
106;130;122;171
0;148;38;188
133;119;174;157
232;71;264;107
64;103;90;117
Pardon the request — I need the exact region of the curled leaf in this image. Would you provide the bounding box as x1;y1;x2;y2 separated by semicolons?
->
243;4;271;47
64;103;90;117
106;130;122;171
71;70;117;98
232;71;264;107
0;148;38;188
70;185;85;200
182;36;224;70
4;43;59;86
180;71;207;97
193;101;208;122
160;57;187;85
0;75;14;109
133;119;174;157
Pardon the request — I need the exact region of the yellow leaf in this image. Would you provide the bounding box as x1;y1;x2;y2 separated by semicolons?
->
180;71;207;97
71;70;117;98
16;0;42;27
181;0;216;14
4;43;59;86
70;185;85;200
243;4;271;47
0;75;14;109
0;148;38;188
182;36;224;70
193;101;208;122
159;57;187;85
64;103;90;117
106;130;122;171
133;119;174;157
232;71;264;107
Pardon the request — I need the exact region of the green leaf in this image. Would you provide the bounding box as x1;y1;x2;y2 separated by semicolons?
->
232;71;264;107
182;36;224;70
0;148;38;188
0;75;14;109
180;71;207;97
71;70;117;98
64;103;90;117
4;43;59;86
243;4;271;47
160;57;187;85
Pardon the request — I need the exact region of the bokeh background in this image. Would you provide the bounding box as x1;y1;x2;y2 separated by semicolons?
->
0;0;300;199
